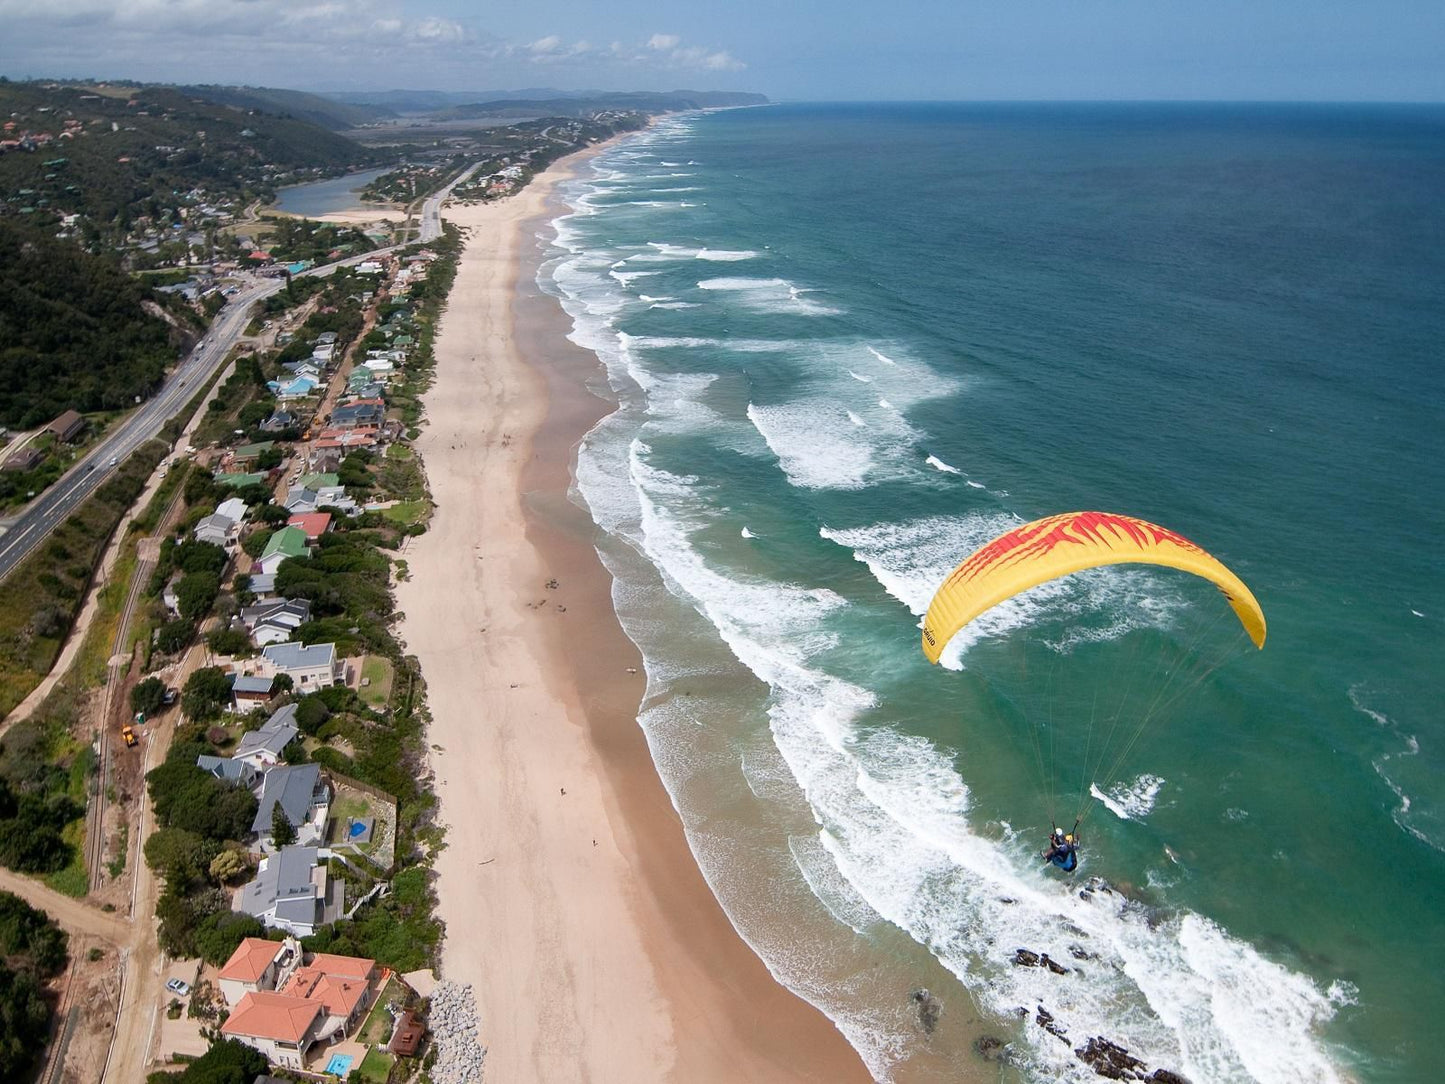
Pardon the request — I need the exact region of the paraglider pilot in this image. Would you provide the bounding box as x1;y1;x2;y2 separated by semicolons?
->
1042;826;1079;872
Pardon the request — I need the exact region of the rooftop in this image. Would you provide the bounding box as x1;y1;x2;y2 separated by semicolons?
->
218;937;286;984
221;990;321;1044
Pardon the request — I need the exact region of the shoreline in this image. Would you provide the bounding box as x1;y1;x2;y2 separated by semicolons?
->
397;138;871;1080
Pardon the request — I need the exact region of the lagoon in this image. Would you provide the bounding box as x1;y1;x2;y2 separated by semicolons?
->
272;166;392;218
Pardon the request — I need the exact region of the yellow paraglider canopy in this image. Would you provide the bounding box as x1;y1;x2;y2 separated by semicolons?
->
921;511;1265;664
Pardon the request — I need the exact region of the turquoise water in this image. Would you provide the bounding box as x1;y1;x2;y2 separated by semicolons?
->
273;166;391;217
543;103;1445;1082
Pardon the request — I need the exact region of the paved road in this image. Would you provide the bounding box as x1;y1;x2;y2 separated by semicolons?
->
0;278;284;583
0;161;477;586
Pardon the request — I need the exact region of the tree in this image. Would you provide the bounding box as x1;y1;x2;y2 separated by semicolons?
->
146;760;257;843
181;667;232;721
271;802;297;848
146;1036;267;1083
155;618;196;655
241;529;272;559
294;695;330;735
194;911;265;967
205;627;251;657
255;503;291;526
207;848;247;885
175;570;220;622
130;676;168;716
143;827;212;890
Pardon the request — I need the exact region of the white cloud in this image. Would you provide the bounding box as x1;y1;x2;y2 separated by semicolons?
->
0;5;747;87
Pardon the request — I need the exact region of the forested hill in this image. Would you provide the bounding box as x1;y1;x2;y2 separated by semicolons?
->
0;80;376;233
0;219;177;427
172;84;397;132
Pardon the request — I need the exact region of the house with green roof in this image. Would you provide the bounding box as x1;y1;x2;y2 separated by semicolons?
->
217;472;266;489
255;525;310;575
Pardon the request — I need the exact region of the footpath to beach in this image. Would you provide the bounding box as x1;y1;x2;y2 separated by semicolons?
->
395;146;870;1081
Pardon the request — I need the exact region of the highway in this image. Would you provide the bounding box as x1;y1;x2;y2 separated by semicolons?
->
0;159;477;585
0;278;284;583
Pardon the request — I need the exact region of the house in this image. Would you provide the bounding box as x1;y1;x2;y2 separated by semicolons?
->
255;526;309;575
2;446;44;472
310;343;337;365
221;951;378;1067
247;572;278;599
217;471;265;489
359;357;395;381
316;332;338;346
196;755;261;790
286;512;331;541
217;496;249;524
314;428;379;452
260;641;341;689
286;484;357;517
193;512;238;547
278;954;378;1043
230;674;275;712
161;576;181;615
241;598;312;647
231;441;275;466
260;409;299;434
237;845;345;937
275;377;318;402
235;703;300;768
296;473;338;491
252;763;330;850
217;936;299;1007
45;409;86;442
328;400;385;430
219;991;324;1069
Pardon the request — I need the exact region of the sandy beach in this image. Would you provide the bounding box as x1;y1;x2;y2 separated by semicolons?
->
395;145;870;1080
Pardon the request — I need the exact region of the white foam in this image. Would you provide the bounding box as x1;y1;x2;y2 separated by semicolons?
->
698;276;791;290
925;455;962;475
878;398;894;410
740;527;756;539
747;402;878;489
847;370;874;383
967;479;986;489
867;346;898;366
610;269;660;286
1091;774;1165;820
846;411;865;427
697;248;761;261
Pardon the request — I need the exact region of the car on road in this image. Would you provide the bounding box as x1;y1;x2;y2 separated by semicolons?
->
165;978;191;997
108;456;119;467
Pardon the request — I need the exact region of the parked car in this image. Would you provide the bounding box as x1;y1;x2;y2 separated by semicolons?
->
165;978;191;997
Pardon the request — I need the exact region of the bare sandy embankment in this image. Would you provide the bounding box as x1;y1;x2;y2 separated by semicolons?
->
395;145;870;1082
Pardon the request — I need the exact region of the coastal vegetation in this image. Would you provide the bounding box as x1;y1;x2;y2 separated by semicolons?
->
0;438;170;715
0;219;183;427
0;891;68;1080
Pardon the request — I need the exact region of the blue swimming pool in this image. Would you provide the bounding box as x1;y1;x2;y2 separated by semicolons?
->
325;1052;353;1076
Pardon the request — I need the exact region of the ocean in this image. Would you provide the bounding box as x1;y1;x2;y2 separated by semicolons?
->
539;102;1445;1082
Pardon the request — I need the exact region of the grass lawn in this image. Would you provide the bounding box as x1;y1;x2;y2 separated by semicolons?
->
356;1047;394;1083
358;978;407;1047
378;500;428;528
358;656;393;708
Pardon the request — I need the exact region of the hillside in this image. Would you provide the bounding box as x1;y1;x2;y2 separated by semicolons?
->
173;84;397;131
0;219;178;427
0;81;377;233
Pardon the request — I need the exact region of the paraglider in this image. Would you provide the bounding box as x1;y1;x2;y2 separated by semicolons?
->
920;511;1266;872
921;511;1266;665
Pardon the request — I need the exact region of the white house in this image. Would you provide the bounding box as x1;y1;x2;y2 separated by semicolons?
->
260;641;341;690
234;703;300;769
236;845;345;937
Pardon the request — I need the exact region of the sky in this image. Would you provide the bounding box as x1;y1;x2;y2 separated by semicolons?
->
1;1;1443;102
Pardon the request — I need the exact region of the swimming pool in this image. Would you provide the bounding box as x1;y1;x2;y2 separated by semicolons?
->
325;1052;353;1076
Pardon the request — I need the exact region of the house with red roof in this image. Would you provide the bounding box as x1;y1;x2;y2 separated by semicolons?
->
286;511;332;541
218;942;380;1068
